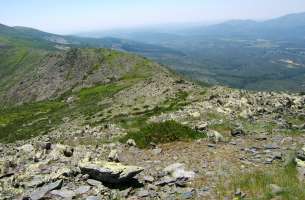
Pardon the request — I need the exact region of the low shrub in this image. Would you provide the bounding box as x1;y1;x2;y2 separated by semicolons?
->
120;120;205;148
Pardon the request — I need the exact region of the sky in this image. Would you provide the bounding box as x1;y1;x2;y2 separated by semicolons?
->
1;0;305;34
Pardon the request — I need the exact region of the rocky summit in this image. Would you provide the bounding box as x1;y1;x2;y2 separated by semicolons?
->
0;23;305;200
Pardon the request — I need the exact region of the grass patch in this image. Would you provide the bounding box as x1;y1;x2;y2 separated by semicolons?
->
120;120;205;148
0;80;136;143
111;90;189;132
0;101;65;142
217;160;305;199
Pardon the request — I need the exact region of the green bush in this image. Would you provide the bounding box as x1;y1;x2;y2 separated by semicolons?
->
120;120;205;148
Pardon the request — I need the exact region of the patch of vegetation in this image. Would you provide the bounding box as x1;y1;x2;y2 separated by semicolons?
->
120;120;204;148
77;80;136;117
217;160;305;199
112;90;189;132
0;101;65;142
285;115;305;126
281;128;305;136
0;80;136;143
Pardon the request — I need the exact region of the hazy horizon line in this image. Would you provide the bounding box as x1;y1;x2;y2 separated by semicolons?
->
1;10;304;36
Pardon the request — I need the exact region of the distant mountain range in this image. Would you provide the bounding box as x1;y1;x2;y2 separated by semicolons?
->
1;12;305;92
79;12;305;92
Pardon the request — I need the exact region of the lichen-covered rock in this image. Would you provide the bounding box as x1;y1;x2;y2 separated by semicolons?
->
108;149;120;162
28;179;63;200
79;161;143;184
127;139;137;147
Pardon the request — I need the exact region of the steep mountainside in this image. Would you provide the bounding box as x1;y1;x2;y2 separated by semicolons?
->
1;48;164;105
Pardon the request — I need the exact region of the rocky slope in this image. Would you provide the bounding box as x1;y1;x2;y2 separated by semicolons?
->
2;48;165;105
1;24;305;200
0;79;304;199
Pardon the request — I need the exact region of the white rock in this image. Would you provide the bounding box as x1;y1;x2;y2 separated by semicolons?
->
207;130;224;143
163;163;195;180
18;144;34;153
189;111;201;118
127;139;136;147
108;149;120;162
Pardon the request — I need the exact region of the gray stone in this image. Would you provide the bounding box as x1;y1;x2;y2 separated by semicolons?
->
63;146;74;157
264;158;274;164
29;180;63;200
178;188;195;199
231;129;245;137
152;148;162;155
126;139;136;147
108;149;120;162
207;130;224;143
137;189;150;197
270;184;283;195
264;144;279;150
195;122;208;131
272;152;282;160
80;161;143;184
297;146;305;161
163;163;195;180
86;196;100;200
256;134;267;141
143;175;154;183
208;144;216;148
18;144;34;153
75;185;91;195
50;189;76;198
87;179;102;187
180;191;194;199
119;188;131;198
155;176;177;186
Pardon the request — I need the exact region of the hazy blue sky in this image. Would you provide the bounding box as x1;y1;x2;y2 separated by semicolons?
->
1;0;305;34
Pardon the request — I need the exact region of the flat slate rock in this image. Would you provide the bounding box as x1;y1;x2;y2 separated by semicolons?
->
79;161;143;184
29;180;63;200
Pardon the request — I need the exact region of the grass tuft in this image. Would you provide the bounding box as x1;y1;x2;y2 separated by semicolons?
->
120;120;205;148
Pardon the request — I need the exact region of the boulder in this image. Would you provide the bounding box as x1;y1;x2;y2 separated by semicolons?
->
63;146;74;157
126;139;137;147
207;130;224;143
163;163;195;180
0;160;10;177
231;129;245;137
87;179;103;187
18;144;35;153
79;161;143;184
189;111;201;118
157;163;195;186
151;148;162;155
195;122;208;131
297;146;305;161
108;149;120;162
269;184;283;195
75;185;91;195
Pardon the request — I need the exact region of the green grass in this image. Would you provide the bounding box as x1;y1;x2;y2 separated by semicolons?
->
0;101;65;142
217;160;305;200
76;80;137;117
111;90;189;132
0;80;135;143
120;120;205;148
